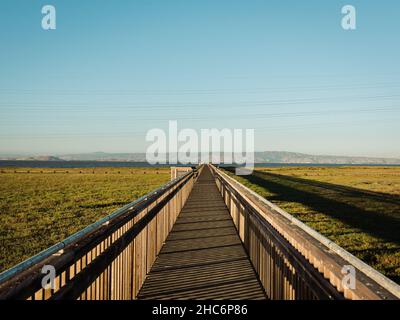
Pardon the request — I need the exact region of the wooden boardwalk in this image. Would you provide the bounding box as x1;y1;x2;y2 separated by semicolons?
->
138;166;267;300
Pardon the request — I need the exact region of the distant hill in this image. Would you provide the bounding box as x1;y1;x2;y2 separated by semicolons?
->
254;151;400;165
2;151;400;165
11;156;64;161
59;152;147;162
60;151;400;164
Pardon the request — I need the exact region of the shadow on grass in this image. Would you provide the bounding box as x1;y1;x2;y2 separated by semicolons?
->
228;169;400;246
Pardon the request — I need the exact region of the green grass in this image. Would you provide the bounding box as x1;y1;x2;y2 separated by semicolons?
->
227;166;400;284
0;167;169;272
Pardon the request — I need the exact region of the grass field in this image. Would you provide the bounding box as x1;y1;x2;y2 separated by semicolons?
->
0;167;169;272
228;166;400;284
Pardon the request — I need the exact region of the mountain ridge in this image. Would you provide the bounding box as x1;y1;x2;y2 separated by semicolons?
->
1;151;400;164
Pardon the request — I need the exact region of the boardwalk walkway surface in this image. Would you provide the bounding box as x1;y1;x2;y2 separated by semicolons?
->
138;166;267;300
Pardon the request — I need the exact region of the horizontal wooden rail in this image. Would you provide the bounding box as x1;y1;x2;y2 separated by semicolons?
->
210;165;400;300
0;167;200;300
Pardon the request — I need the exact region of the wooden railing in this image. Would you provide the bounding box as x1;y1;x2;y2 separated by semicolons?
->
0;167;199;300
210;165;400;300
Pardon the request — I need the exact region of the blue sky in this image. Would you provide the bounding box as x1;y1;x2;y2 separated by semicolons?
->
0;0;399;157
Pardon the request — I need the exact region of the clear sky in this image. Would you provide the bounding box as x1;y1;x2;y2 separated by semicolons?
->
0;0;399;157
